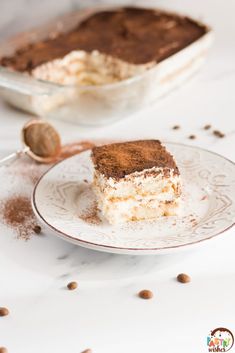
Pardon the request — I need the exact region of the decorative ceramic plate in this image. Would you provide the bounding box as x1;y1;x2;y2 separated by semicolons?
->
32;143;235;255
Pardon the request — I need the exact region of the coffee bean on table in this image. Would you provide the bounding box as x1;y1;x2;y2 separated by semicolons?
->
0;347;8;353
67;281;78;290
177;273;191;283
0;307;9;317
138;289;154;299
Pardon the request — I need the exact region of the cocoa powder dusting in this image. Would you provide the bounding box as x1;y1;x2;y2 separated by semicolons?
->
79;202;101;225
92;140;179;179
0;195;38;240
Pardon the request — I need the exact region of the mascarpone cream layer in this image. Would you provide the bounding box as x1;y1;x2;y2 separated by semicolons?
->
98;198;180;224
93;167;182;224
31;50;155;86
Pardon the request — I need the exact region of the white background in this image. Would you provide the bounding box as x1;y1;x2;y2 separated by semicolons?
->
0;1;235;352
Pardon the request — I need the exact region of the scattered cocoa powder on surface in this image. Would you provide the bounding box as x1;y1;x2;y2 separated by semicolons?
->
79;202;101;225
0;195;38;240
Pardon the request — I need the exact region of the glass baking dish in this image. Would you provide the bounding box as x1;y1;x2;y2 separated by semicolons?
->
0;6;213;126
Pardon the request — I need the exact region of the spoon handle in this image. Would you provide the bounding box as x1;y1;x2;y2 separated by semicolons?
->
0;146;30;166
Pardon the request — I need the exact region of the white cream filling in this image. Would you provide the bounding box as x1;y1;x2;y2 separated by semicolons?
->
99;198;180;225
94;167;181;199
31;50;155;86
93;167;182;224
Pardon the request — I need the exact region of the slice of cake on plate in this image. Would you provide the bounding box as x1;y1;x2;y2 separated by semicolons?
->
91;140;182;224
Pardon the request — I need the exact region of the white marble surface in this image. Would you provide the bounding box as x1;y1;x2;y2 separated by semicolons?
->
0;1;235;352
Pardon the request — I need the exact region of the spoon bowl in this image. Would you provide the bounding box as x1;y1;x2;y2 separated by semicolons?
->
22;120;61;163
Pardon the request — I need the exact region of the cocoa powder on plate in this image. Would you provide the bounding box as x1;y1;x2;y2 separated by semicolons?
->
79;202;101;225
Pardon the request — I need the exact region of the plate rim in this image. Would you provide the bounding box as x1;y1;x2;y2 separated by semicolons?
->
32;142;235;253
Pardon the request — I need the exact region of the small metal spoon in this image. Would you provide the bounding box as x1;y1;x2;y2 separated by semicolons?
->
0;119;61;165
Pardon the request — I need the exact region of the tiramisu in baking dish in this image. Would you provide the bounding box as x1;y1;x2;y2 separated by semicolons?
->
1;7;208;85
0;7;213;124
91;140;182;224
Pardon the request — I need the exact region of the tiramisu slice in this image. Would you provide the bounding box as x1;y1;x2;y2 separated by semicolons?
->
91;140;181;224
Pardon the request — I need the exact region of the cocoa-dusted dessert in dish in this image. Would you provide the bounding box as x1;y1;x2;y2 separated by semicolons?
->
91;140;182;224
0;7;207;86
